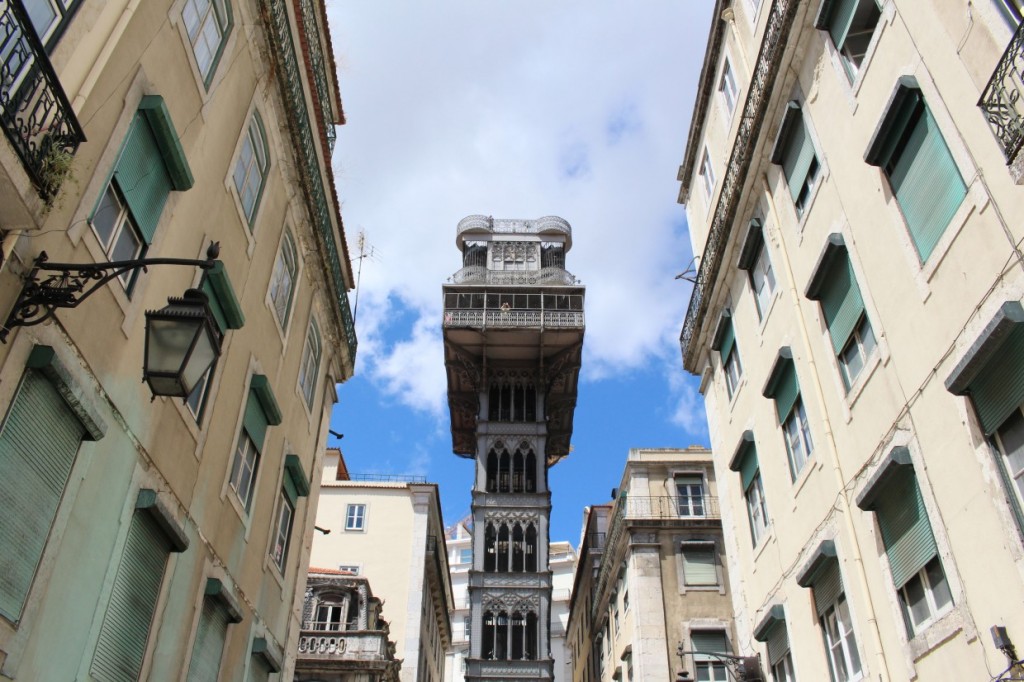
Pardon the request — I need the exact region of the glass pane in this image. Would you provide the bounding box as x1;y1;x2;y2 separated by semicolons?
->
23;0;57;40
111;220;142;265
92;184;122;248
926;558;953;612
903;573;929;627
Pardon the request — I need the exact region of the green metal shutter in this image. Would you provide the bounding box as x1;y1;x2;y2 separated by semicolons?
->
765;622;790;666
0;369;86;622
772;362;800;423
249;657;272;682
691;630;728;661
187;597;231;681
739;446;760;492
243;389;270;451
827;0;859;48
968;325;1024;435
875;471;938;588
201;261;245;333
890;106;967;262
683;546;718;585
782;116;815;203
718;321;736;363
90;511;172;682
812;560;843;616
818;253;866;354
113;115;174;244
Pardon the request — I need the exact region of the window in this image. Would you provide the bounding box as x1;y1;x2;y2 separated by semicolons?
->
719;57;738;115
750;240;776;319
298;318;322;409
807;238;877;391
269;229;298;326
338;564;360;574
699;148;716;199
234;111;270;224
91;182;144;284
459;548;473;564
772;653;796;682
782;399;814;479
691;631;730;682
185;364;214;421
676;475;706;517
822;596;863;682
346;503;366;531
18;0;80;49
753;607;792;682
996;0;1024;26
229;376;281;514
865;87;967;263
182;0;231;84
681;543;718;587
816;0;881;81
314;602;345;631
713;311;742;400
856;452;952;637
229;433;259;510
622;590;630;612
995;408;1024;510
613;603;620;632
271;489;294;571
746;472;771;546
771;102;820;217
188;583;241;682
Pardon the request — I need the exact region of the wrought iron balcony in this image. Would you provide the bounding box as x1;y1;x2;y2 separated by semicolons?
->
623;495;721;521
261;0;356;364
980;19;1024;163
297;630;391;658
298;0;337;153
450;265;578;286
0;0;85;202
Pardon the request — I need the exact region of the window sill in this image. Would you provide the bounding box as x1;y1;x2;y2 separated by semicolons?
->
908;605;963;662
791;457;823;503
843;350;882;417
756;289;782;338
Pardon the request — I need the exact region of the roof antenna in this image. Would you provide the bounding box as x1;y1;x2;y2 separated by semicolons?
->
352;229;377;325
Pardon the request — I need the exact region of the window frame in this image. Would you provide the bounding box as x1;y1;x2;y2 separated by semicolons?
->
298;317;322;410
771;652;795;682
817;0;883;83
181;0;233;87
228;431;260;512
897;556;953;636
271;488;294;572
718;55;739;117
782;398;814;481
699;147;716;200
269;228;299;328
675;475;706;517
745;472;770;546
680;541;720;588
750;239;777;320
837;314;877;390
770;102;821;218
345;503;366;531
89;180;145;290
233;110;270;226
820;595;863;682
723;344;743;400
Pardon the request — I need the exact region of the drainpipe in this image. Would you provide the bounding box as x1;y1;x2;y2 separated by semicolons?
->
760;174;892;682
70;0;143;115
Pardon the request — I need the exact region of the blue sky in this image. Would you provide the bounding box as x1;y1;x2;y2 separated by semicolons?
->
325;2;715;545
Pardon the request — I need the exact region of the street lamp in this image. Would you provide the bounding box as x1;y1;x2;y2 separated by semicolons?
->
676;643;764;682
1;242;227;399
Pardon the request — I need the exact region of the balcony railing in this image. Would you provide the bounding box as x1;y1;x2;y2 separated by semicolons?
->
297;630;389;657
261;0;357;363
348;473;427;483
623;495;721;521
0;0;85;201
451;266;578;286
443;309;585;329
980;19;1024;163
298;0;337;153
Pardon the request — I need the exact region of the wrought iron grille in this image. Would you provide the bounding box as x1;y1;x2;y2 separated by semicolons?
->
262;0;357;362
450;266;578;286
0;0;85;201
679;0;798;371
980;19;1024;163
298;0;337;153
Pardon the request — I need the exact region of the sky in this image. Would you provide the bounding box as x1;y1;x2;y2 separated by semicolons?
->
323;1;715;546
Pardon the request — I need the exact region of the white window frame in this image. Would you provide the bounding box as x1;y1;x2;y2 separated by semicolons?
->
723;345;743;400
271;488;294;571
897;556;953;636
233;112;269;224
821;595;863;682
838;314;877;390
269;228;299;328
337;564;360;574
718;56;739;117
783;399;814;481
181;0;230;83
750;239;777;320
676;475;706;517
826;0;883;83
994;408;1024;512
298;318;322;410
185;362;214;422
90;181;145;288
771;651;795;682
745;472;770;546
228;432;259;511
699;148;716;200
345;503;366;531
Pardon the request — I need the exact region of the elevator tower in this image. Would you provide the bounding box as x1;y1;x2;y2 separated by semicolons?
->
443;216;585;681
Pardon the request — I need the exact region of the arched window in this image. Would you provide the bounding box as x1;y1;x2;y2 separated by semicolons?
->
182;0;232;85
511;611;526;659
269;229;298;326
313;593;348;631
488;385;500;421
497;523;510;572
525;612;538;660
495;612;509;659
484;523;497;572
233;110;269;224
499;449;511;492
483;611;496;659
512;449;524;492
525;450;537;492
486;449;498;492
512;523;525;572
525;524;538;572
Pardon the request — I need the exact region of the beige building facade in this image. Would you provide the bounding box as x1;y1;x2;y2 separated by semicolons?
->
566;448;737;682
0;0;356;679
310;450;455;682
679;1;1024;680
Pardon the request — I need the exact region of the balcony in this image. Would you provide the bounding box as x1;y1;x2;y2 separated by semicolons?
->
0;0;85;205
451;265;578;286
980;20;1024;166
442;292;585;331
297;629;392;659
622;495;721;521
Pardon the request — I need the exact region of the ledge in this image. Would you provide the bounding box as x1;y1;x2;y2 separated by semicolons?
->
136;489;189;552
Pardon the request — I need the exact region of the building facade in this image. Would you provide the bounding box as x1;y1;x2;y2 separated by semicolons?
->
295;568;402;682
679;0;1024;680
566;448;737;682
442;215;585;681
0;0;356;679
444;520;577;682
309;450;454;682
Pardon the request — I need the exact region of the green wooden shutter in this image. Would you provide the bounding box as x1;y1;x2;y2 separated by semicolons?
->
718;320;736;363
770;362;800;423
812;560;843;616
249;657;272;682
242;376;282;451
201;261;245;333
113;115;173;244
875;471;938;588
967;325;1024;434
739;446;760;492
818;253;866;354
0;369;86;622
826;0;859;48
783;116;815;203
691;630;728;661
187;597;231;681
91;511;172;681
683;546;718;586
765;622;790;666
890;106;967;262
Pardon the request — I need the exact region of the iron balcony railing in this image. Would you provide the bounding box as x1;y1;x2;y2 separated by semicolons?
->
0;0;85;202
298;0;337;153
450;266;578;286
297;630;389;657
980;19;1024;163
443;309;585;329
586;532;607;550
261;0;357;363
348;473;427;483
623;495;721;520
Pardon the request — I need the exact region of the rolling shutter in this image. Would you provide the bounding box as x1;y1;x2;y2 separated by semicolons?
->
818;252;866;354
187;597;231;681
889;106;967;262
691;630;728;661
825;0;858;47
739;445;760;492
875;471;938;588
770;362;800;423
113;115;173;244
811;560;844;616
765;622;790;666
0;369;86;622
91;509;173;681
682;545;718;586
967;325;1024;435
782;115;815;203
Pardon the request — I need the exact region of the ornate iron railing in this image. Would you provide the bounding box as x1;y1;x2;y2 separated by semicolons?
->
980;19;1024;163
451;265;578;286
623;495;720;520
679;0;799;371
261;0;357;363
442;309;585;329
456;214;572;240
298;0;337;153
348;472;427;483
0;0;85;202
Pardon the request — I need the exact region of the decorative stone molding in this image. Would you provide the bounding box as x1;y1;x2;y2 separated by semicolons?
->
484;510;540;525
481;591;540;613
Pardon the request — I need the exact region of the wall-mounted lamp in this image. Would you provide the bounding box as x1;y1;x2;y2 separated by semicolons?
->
992;625;1024;681
314;526;331;535
676;644;763;682
2;242;225;399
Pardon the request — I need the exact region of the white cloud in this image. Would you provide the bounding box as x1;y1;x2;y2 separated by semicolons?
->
326;1;712;417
